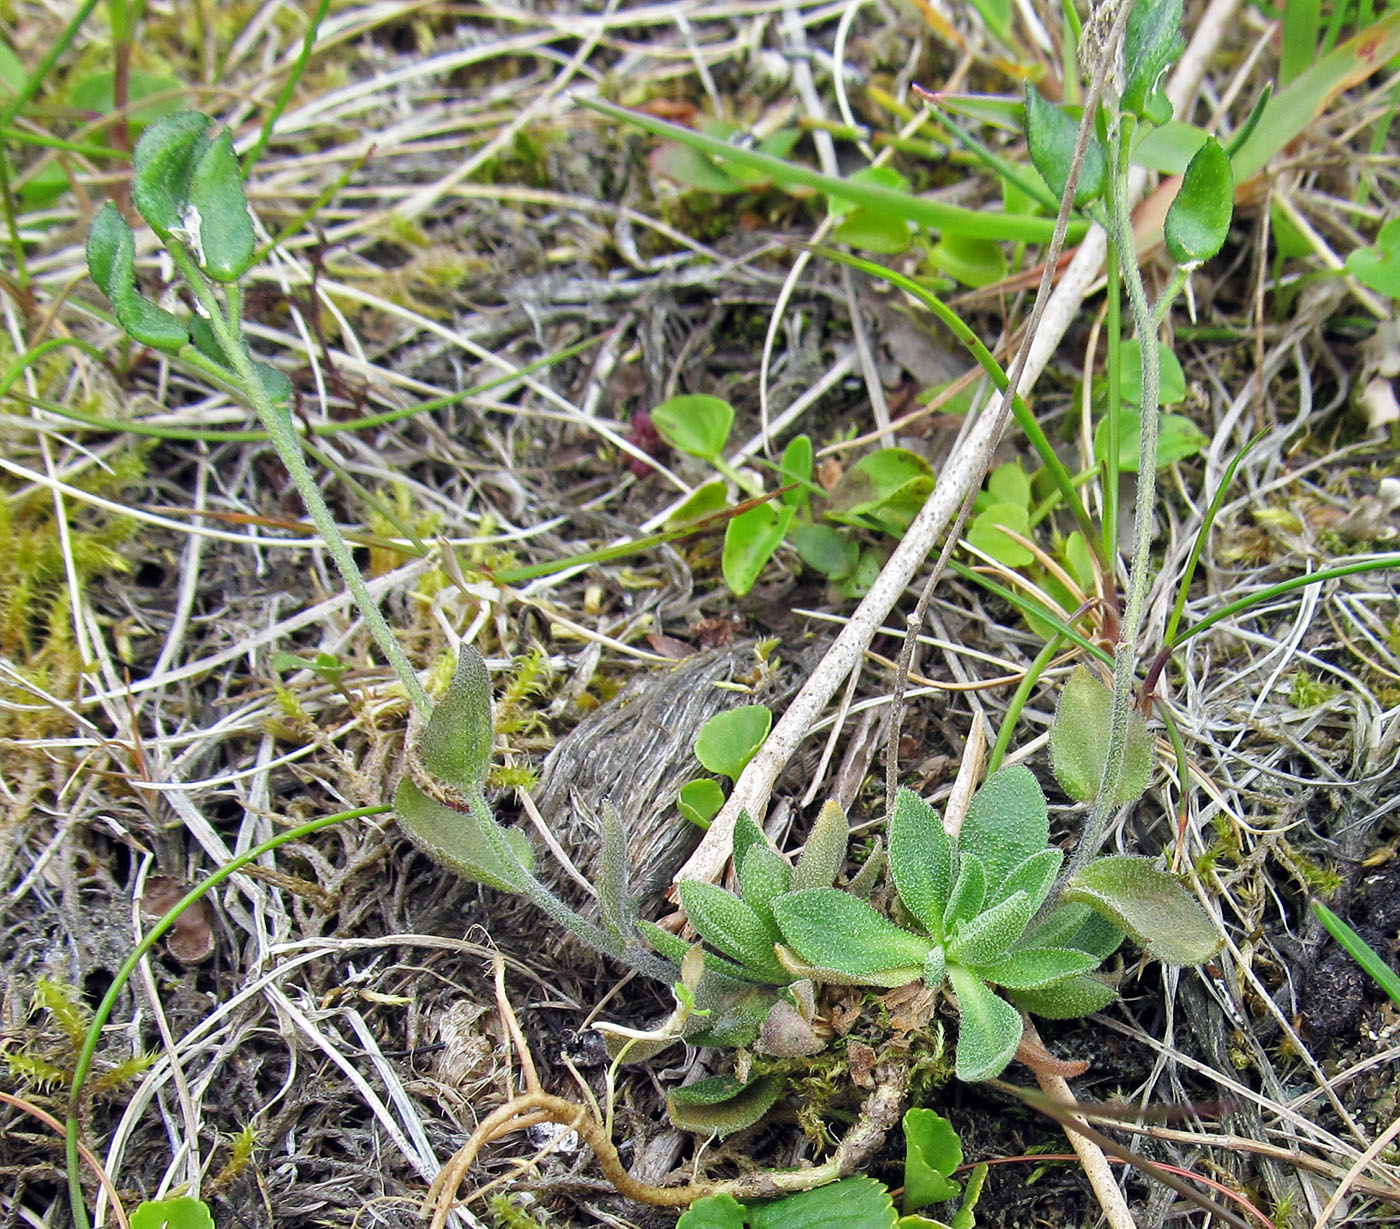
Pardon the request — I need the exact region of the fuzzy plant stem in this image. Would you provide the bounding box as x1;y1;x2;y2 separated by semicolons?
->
1067;124;1167;882
174;250;432;718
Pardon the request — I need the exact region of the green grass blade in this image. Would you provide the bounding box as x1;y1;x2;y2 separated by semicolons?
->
1312;900;1400;1010
578;97;1087;245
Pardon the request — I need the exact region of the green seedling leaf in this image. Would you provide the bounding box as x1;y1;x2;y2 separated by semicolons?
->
130;1196;215;1229
738;842;793;932
1122;0;1185;122
679;778;725;828
1064;856;1220;965
942;853;987;932
948;965;1023;1081
132;110;211;243
902;1108;963;1211
780;435;814;511
653;141;746;193
421;647;494;792
889;788;952;936
1024;88;1106;206
1132;120;1210;174
1063;531;1096;591
791;800;849;891
791;522;858;579
723;501;795;595
987;461;1031;508
1313;900;1400;1010
958;765;1048;893
67;70;185;132
677;1193;747;1229
667;479;730;529
188;128;255;281
830;166;914;254
668;1073;785;1137
695;704;772;780
840;546;886;599
1164;137;1233;267
1347;216;1400;298
1050;665;1153;804
977;946;1101;990
393;778;530;892
651;394;734;463
1019;901;1094;949
270;650;349;687
773;888;932;981
678;880;788;982
947;891;1033;967
86;201;190;353
750;1177;898;1229
965;501;1034;568
825;447;935;535
1007;973;1118;1018
928;231;1006;287
1093;410;1205;473
1118;338;1187;406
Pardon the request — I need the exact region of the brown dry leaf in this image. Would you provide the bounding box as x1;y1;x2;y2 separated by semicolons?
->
140;876;215;964
847;1040;877;1090
880;982;936;1035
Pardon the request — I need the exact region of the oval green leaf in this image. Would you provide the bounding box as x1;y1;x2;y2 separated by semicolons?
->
1024;87;1106;206
1063;855;1220;965
694;704;772;780
722;501;795;595
772;888;932;978
948;965;1023;1081
651;394;734;462
189;128;256;281
1164;136;1233;267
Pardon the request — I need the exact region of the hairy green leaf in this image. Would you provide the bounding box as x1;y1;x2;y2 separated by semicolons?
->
948;966;1023;1081
188;128;255;281
791;800;849;891
598;802;636;942
679;880;788;982
1164;136;1233;266
889;788;952;936
958;765;1047;892
738;843;793;934
131;110;211;242
1007;973;1118;1018
392;778;529;892
86;201;189;353
1050;665;1153;804
668;1073;785;1137
1064;855;1220;965
420;646;494;792
977;946;1101;990
947;890;1033;967
749;1177;898;1229
1024;87;1105;205
675;1193;746;1229
991;848;1062;913
773;888;932;979
942;853;986;933
1122;0;1185;120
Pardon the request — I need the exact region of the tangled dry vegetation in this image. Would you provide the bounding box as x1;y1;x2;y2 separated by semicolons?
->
2;1;1400;1227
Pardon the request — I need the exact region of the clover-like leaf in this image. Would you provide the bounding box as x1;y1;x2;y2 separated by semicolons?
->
947;890;1033;968
1064;855;1220;965
695;704;771;780
942;852;987;933
668;1073;785;1138
679;778;725;828
723;501;795;596
132;110;211;242
1024;87;1106;206
749;1177;897;1229
902;1107;963;1211
948;965;1023;1081
791;799;849;891
772;888;932;981
958;765;1048;893
1050;665;1153;805
420;646;494;793
1164;136;1233;267
1007;973;1118;1019
130;1197;215;1229
392;778;530;893
977;946;1101;990
1122;0;1185;121
650;394;734;463
679;880;789;983
188;128;256;281
889;788;952;936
